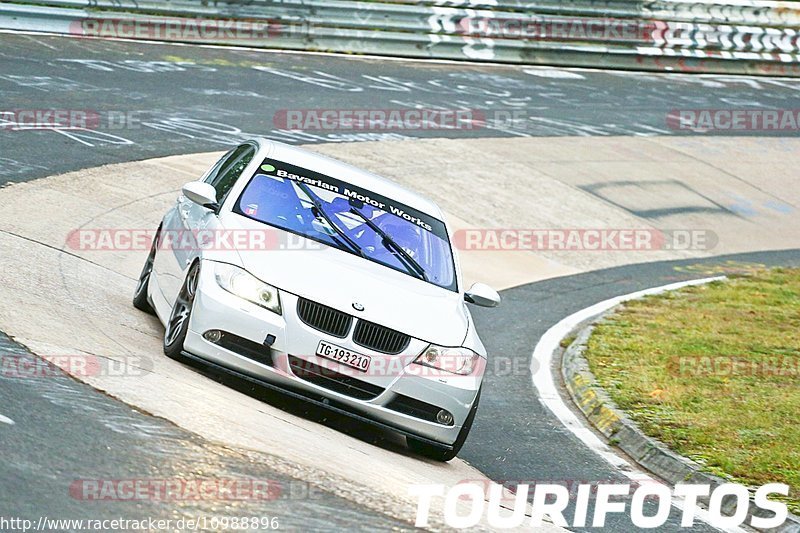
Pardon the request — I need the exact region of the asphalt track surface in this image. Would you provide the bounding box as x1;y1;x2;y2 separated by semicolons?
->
3;32;800;185
465;249;800;532
1;32;800;531
0;332;411;531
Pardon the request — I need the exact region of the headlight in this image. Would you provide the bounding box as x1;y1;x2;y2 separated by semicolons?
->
414;345;480;375
214;262;281;315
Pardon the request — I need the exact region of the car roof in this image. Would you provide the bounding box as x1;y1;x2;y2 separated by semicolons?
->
255;138;447;221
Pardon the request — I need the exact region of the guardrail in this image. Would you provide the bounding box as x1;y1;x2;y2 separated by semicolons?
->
1;0;799;75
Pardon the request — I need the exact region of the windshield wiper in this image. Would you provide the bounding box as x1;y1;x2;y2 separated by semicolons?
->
296;183;365;257
348;208;428;282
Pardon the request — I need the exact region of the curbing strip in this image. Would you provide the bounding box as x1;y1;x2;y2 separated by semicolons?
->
560;304;800;533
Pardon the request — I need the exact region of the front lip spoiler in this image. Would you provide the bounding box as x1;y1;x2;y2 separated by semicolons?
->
179;350;454;451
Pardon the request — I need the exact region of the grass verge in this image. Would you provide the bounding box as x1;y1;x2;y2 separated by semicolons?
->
584;268;799;514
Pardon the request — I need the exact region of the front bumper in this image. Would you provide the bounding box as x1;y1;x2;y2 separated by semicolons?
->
184;262;482;446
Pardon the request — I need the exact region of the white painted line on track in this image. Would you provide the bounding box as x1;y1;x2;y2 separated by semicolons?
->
0;413;15;425
523;68;586;79
530;276;746;533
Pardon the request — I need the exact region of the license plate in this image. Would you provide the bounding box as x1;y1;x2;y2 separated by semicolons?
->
315;340;371;372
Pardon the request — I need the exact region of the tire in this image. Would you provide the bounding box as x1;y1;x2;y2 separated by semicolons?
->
163;262;200;360
407;387;481;462
132;232;158;314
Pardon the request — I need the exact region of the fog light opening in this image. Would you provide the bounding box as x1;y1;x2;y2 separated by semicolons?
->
436;409;454;425
203;330;222;343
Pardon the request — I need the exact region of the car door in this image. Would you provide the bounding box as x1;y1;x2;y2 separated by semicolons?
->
160;143;257;305
153;148;232;304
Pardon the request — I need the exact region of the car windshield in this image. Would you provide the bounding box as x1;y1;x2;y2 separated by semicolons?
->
233;159;457;291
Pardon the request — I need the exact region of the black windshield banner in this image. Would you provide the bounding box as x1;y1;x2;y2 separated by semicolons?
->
256;158;448;240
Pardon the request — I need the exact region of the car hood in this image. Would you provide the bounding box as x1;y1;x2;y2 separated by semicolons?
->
220;215;468;347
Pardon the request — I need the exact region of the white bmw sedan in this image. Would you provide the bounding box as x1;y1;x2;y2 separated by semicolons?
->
133;139;500;461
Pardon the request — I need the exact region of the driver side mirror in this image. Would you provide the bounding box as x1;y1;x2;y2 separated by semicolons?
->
182;182;219;212
464;282;501;308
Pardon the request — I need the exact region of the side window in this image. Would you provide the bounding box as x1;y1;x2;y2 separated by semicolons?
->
208;144;256;203
202;149;233;185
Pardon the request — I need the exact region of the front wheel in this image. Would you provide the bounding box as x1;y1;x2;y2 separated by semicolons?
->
407;388;481;462
163;262;199;360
